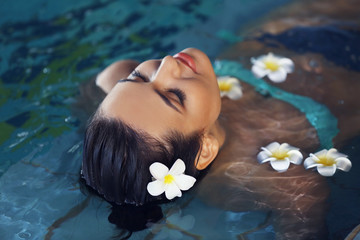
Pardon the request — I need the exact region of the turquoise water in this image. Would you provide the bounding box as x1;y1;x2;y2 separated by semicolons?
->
1;0;359;239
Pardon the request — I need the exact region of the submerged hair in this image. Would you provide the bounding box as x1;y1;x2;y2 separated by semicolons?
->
81;111;202;205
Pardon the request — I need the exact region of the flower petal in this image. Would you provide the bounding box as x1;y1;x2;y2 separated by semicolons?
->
267;68;287;83
325;148;338;158
304;157;319;169
288;150;303;165
250;57;258;65
226;82;243;100
270;159;290;172
313;149;327;159
168;159;186;176
257;151;273;163
147;180;165;196
149;162;169;180
174;174;196;191
251;57;266;67
335;157;352;172
278;143;291;152
265;142;280;152
317;164;337;177
280;143;298;152
327;148;347;159
227;88;243;100
219;77;239;84
251;64;269;78
279;58;294;73
260;147;272;156
266;52;276;59
164;183;182;200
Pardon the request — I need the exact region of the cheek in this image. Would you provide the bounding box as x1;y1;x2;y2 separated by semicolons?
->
188;86;220;124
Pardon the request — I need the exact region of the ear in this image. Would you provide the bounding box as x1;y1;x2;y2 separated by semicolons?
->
196;134;220;170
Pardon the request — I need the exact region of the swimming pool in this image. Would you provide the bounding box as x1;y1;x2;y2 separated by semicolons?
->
1;0;359;239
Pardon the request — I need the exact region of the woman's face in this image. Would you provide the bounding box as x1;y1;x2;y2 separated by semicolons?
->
100;48;221;138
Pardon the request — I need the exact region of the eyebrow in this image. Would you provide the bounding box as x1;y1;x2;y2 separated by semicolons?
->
118;79;181;113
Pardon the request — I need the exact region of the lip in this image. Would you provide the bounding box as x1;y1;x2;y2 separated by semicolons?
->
173;52;197;73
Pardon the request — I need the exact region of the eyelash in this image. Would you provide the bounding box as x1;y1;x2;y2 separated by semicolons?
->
131;70;148;82
131;70;185;106
168;89;186;106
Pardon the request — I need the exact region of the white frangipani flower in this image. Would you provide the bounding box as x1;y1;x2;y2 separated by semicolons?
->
251;53;294;83
257;142;303;172
304;148;352;177
147;159;196;200
217;76;242;100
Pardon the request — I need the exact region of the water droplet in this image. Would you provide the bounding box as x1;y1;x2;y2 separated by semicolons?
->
37;143;45;148
309;59;319;68
43;68;50;74
17;132;28;138
68;142;81;153
18;231;31;239
65;116;77;123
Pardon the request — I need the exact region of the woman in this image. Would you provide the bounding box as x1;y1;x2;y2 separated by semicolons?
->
82;48;329;239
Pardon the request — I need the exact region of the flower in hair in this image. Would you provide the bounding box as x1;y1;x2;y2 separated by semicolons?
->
147;159;196;200
304;148;352;176
251;53;294;82
257;142;303;172
217;76;242;100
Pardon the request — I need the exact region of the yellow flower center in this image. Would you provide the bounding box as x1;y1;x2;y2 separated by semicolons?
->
316;156;335;166
164;174;175;184
264;60;280;71
218;81;233;92
271;151;289;160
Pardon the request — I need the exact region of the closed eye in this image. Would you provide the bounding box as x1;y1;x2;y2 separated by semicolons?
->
167;88;186;106
118;70;148;83
118;79;137;83
155;90;181;113
131;70;148;82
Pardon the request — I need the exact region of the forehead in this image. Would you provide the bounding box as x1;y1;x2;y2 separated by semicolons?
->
100;82;185;138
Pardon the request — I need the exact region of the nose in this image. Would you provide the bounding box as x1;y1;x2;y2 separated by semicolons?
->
153;56;181;83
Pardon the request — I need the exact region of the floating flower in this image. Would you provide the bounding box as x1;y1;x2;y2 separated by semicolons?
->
251;53;294;83
257;142;303;172
304;148;352;176
217;76;242;100
147;159;196;200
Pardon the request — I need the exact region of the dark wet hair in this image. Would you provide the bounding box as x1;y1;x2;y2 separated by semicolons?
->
81;111;203;206
108;203;163;233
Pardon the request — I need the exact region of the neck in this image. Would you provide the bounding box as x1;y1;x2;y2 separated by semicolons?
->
209;119;226;149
